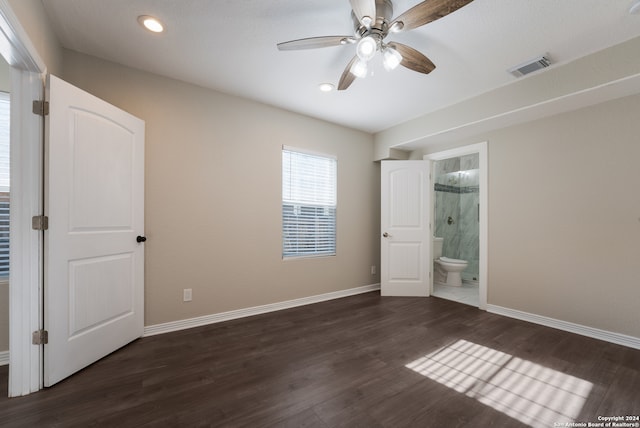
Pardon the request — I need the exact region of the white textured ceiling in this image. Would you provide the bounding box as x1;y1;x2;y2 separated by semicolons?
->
41;0;640;133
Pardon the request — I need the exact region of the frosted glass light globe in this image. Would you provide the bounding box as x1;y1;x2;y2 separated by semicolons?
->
356;36;377;61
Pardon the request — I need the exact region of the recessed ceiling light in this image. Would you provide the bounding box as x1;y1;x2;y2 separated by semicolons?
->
138;15;164;33
318;83;334;92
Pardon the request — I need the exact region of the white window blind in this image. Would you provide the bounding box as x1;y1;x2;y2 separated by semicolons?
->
0;92;9;277
282;147;336;258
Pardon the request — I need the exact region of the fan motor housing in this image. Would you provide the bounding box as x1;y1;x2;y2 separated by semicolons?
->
352;0;394;35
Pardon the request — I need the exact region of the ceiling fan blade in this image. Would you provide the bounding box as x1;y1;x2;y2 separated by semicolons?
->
388;42;436;74
390;0;473;32
277;36;356;51
350;0;376;27
338;56;359;91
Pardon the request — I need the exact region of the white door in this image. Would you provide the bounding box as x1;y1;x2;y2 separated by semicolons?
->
381;160;431;296
44;75;145;387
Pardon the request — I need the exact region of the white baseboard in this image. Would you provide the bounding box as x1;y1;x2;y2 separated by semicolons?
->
487;304;640;350
144;283;381;337
0;350;8;366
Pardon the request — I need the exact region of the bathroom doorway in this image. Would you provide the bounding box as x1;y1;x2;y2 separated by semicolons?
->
425;143;487;309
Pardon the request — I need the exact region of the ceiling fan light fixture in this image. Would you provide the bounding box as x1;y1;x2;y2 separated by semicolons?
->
277;0;473;90
138;15;164;33
383;46;402;71
389;21;404;33
351;59;368;78
356;35;378;61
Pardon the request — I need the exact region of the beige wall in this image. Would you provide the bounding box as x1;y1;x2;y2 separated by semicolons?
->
7;0;63;74
61;50;380;326
417;93;640;338
0;55;10;91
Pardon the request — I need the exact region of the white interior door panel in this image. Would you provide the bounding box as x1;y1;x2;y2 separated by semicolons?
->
44;75;145;387
381;161;431;297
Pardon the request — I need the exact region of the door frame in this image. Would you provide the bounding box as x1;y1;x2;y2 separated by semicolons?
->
0;1;47;396
425;142;488;310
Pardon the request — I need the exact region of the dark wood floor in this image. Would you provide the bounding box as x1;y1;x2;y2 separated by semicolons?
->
1;293;639;427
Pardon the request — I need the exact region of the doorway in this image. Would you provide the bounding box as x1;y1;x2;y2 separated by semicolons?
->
432;153;480;306
425;142;487;310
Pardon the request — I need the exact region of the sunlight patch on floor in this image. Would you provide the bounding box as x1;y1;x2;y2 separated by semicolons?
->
405;339;593;427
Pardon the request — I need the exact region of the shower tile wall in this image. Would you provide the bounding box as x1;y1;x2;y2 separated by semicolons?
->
434;158;460;258
434;154;479;282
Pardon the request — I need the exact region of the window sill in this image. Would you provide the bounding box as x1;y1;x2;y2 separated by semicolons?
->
282;254;336;261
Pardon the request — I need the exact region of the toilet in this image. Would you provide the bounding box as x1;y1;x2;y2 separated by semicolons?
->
433;237;468;287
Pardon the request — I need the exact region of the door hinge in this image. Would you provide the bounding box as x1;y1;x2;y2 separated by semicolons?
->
32;100;49;116
32;329;48;345
32;215;49;231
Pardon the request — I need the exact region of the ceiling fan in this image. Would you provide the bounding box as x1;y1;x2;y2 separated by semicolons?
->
277;0;474;90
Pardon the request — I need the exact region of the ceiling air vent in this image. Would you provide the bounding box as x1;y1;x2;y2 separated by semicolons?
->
508;55;551;78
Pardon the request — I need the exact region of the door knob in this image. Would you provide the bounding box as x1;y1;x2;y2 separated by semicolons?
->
136;235;147;243
383;232;391;238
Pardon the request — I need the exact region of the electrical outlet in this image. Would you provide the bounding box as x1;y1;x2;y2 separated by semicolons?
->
183;288;192;302
371;265;376;275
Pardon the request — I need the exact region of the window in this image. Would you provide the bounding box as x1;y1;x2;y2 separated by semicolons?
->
0;92;9;277
282;147;336;258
